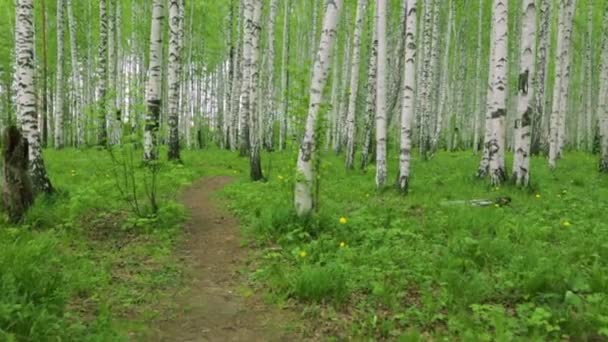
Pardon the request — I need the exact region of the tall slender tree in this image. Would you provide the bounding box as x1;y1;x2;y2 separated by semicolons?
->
97;0;109;146
375;0;388;188
143;0;164;161
344;0;367;169
598;5;608;172
15;0;54;194
54;0;64;148
294;0;342;217
249;0;263;180
168;0;182;161
512;0;536;186
485;0;508;185
397;0;418;193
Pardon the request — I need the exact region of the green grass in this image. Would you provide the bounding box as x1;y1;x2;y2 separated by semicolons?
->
222;149;608;340
2;147;608;340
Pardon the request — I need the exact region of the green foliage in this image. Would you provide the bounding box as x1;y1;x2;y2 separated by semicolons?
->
223;150;608;340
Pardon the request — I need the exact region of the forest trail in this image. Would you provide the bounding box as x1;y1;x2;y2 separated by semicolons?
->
150;176;295;342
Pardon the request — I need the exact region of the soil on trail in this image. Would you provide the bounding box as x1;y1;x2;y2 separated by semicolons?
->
151;176;296;342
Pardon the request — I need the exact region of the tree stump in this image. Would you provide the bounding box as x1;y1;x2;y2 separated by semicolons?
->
2;126;34;222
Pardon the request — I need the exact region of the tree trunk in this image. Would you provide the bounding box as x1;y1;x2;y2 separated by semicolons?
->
97;0;108;146
239;0;254;156
144;0;164;161
262;0;278;151
598;5;608;171
548;0;577;169
397;0;418;193
168;0;182;161
512;0;536;186
279;0;291;151
15;0;54;194
532;0;550;155
249;0;264;181
54;0;64;148
294;0;342;217
344;0;367;169
375;0;388;189
487;0;508;185
360;12;378;170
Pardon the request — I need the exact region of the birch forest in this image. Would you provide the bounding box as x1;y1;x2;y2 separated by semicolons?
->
1;0;608;340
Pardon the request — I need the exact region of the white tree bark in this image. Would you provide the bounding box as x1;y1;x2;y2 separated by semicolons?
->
512;0;536;186
533;0;551;154
249;0;263;180
144;0;163;161
487;0;508;185
360;13;378;170
549;0;577;169
15;0;54;194
294;0;342;217
375;0;388;188
473;0;484;152
418;0;433;158
97;0;108;146
54;0;64;148
397;0;417;193
66;0;83;147
239;0;254;156
262;0;278;151
168;0;182;160
344;0;367;169
279;0;290;151
598;6;608;171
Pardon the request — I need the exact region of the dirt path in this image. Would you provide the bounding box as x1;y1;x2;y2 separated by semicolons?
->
151;176;296;342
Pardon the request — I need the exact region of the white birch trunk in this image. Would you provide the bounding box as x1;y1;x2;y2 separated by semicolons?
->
360;13;378;170
549;0;577;169
487;0;508;185
15;0;54;194
375;0;388;188
143;0;163;161
397;0;418;193
262;0;278;151
249;0;263;180
97;0;108;145
294;0;342;217
168;0;182;160
344;0;367;169
512;0;536;186
239;0;254;156
279;0;290;151
54;0;64;148
598;6;608;171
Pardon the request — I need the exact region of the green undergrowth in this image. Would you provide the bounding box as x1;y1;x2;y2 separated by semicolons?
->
0;148;243;341
222;150;608;340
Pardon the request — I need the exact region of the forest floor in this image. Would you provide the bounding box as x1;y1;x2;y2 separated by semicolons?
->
149;176;297;342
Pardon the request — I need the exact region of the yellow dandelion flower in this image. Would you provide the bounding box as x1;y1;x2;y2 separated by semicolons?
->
535;194;541;198
278;175;284;180
562;221;572;227
494;204;500;208
339;242;346;248
299;251;307;258
339;217;347;224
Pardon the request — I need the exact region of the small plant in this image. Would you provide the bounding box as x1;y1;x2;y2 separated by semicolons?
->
291;263;349;304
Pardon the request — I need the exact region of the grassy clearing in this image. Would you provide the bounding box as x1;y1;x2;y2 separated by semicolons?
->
223;150;608;340
2;148;608;340
0;148;242;340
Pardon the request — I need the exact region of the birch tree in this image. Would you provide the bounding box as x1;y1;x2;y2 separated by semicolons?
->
397;0;417;193
294;0;342;217
360;13;378;170
249;0;263;181
279;0;291;151
15;0;54;194
486;0;508;185
168;0;182;161
512;0;536;186
344;0;367;169
144;0;164;161
97;0;108;146
532;0;551;154
238;0;254;156
375;0;388;188
598;5;608;172
54;0;64;148
548;0;577;169
66;0;82;146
